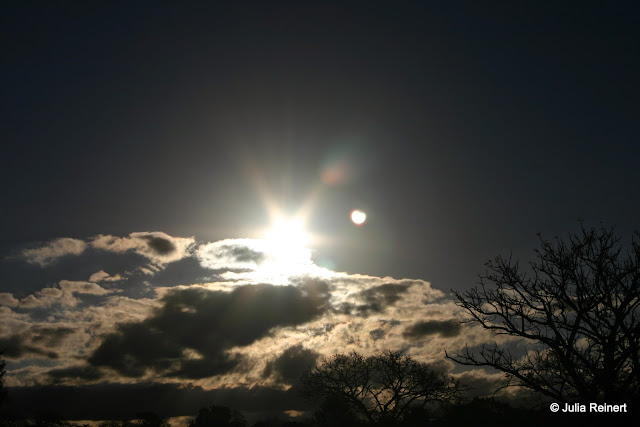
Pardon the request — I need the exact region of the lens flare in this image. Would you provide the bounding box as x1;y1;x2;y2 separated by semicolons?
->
351;209;367;225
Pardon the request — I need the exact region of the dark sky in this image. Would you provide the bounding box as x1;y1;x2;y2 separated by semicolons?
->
1;1;639;422
3;1;639;287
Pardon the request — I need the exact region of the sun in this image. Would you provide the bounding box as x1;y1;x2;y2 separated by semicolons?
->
264;217;308;251
252;215;320;284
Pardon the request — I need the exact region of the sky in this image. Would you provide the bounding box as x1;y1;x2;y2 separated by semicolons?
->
1;1;639;423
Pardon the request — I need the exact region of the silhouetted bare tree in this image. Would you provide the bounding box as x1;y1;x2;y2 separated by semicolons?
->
448;224;640;403
300;350;461;424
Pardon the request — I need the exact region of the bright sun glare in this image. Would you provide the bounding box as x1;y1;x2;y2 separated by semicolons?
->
252;216;322;284
264;217;308;251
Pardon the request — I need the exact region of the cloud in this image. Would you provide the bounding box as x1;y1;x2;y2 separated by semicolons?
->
19;287;75;308
143;257;218;288
336;281;416;316
48;365;105;383
91;232;194;265
0;326;76;360
59;280;112;295
0;334;59;359
137;267;156;276
403;320;462;338
196;238;267;271
29;326;76;347
16;281;112;309
88;270;122;282
263;345;320;384
88;281;330;379
0;293;19;307
359;282;413;311
1;232;517;420
20;238;87;266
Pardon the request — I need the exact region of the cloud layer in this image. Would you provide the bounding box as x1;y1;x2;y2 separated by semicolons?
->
88;281;330;379
1;231;516;420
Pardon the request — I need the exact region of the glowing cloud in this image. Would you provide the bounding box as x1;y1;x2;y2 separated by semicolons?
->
21;238;87;266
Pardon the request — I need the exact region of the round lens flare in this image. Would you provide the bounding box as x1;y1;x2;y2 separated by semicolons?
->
350;209;367;226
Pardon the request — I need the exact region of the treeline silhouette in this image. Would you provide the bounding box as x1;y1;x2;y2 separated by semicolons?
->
0;351;574;426
0;398;560;427
1;348;626;426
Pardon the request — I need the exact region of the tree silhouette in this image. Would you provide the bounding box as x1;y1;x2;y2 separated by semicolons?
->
300;350;461;425
448;224;640;403
311;394;361;426
188;405;247;427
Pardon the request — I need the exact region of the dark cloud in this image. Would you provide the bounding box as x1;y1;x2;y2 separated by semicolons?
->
263;344;320;384
360;282;413;311
290;277;332;297
147;256;221;287
91;232;194;265
0;383;309;421
197;241;266;271
0;334;58;359
338;282;413;316
89;282;330;379
225;245;265;263
29;326;75;347
403;320;462;338
48;365;105;382
0;326;76;359
139;235;176;255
